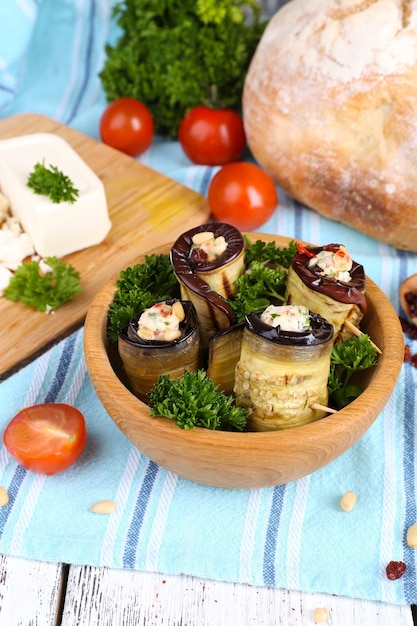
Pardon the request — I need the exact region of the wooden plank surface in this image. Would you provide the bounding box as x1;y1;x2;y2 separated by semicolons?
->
0;554;65;625
61;566;414;626
0;554;413;625
0;113;210;380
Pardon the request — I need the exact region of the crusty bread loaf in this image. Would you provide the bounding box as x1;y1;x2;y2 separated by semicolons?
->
243;0;417;251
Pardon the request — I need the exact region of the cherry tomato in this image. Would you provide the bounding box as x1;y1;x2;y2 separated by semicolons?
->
3;403;87;475
207;162;278;230
100;97;154;157
178;105;246;165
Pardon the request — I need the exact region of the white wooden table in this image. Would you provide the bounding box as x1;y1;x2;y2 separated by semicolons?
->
0;554;413;625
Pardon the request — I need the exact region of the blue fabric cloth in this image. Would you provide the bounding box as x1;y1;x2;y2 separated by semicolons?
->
1;0;417;606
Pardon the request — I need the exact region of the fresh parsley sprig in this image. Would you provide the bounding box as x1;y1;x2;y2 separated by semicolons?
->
148;370;248;431
244;237;297;268
4;257;81;312
27;160;79;204
100;0;266;137
107;253;179;342
328;334;379;409
229;260;288;322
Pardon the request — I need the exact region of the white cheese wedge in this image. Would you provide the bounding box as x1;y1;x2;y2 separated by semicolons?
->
0;133;111;258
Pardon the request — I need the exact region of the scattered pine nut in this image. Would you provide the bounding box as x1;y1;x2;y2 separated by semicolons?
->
90;499;116;515
314;607;329;623
340;490;357;512
407;523;417;548
0;486;9;507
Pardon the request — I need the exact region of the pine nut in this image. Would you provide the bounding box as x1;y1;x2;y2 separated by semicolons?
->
172;300;185;322
192;231;214;245
407;523;417;548
340;490;357;512
91;499;116;514
0;486;9;507
313;607;329;623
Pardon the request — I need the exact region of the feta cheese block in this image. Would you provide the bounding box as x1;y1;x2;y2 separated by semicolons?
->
0;132;111;257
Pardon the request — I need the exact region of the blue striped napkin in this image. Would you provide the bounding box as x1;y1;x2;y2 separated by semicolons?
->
1;0;417;606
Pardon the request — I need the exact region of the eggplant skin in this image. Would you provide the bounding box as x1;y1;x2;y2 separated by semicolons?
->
286;266;363;340
118;300;201;402
234;326;333;431
170;222;245;348
207;323;245;395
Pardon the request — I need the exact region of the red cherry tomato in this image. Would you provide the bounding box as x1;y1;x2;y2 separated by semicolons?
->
100;97;154;157
3;403;87;475
178;105;246;165
207;162;278;230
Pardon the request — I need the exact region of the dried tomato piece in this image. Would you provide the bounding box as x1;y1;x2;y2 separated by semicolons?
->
386;560;406;580
405;291;417;318
400;316;417;340
411;354;417;369
404;345;411;363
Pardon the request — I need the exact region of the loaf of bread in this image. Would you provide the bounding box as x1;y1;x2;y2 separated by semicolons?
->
243;0;417;251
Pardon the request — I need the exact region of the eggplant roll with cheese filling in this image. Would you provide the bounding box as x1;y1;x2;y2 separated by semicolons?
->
118;299;200;402
286;243;367;340
170;222;245;349
234;305;334;431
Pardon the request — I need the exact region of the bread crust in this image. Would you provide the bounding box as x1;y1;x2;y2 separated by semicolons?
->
243;0;417;251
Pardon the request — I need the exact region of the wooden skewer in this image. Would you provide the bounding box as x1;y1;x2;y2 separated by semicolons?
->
344;319;382;354
310;402;338;414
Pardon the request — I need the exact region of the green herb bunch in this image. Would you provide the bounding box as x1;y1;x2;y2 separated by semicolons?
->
148;370;248;431
4;257;81;312
328;334;379;409
244;237;298;268
107;253;179;342
100;0;267;137
230;239;297;322
27;161;79;204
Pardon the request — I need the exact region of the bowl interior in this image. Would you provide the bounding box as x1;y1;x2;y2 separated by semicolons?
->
84;233;404;489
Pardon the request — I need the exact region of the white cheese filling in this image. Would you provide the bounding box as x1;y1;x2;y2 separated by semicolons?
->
191;230;228;262
308;245;353;282
260;304;311;332
137;301;184;341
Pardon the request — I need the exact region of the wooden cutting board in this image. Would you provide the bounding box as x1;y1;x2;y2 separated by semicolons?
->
0;113;210;380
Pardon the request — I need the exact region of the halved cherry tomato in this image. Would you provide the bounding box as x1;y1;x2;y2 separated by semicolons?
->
100;97;154;157
178;105;246;165
207;162;278;230
3;403;87;475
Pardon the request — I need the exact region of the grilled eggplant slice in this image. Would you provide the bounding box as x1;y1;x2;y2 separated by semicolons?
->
118;299;200;402
170;222;245;349
286;244;366;340
207;323;245;395
234;306;334;431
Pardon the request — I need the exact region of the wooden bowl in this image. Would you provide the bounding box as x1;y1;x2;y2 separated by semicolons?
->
84;234;404;489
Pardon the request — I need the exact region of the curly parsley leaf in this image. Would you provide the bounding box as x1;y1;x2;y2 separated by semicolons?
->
148;369;248;431
328;334;379;409
244;237;297;269
4;257;81;312
107;253;179;342
100;0;267;137
229;260;287;322
27;161;79;204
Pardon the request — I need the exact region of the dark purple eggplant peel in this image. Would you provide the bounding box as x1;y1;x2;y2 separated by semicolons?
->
170;222;245;348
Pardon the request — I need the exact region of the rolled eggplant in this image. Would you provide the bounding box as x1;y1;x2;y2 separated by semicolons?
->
286;243;366;340
118;299;200;402
170;222;245;349
207;322;245;395
234;305;334;431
